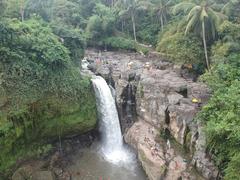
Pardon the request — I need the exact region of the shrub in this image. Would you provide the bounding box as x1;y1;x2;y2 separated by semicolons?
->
199;52;240;178
157;32;204;65
103;36;136;51
198;81;240;175
103;36;149;54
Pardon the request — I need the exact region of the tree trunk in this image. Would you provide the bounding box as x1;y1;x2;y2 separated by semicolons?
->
160;14;164;32
131;11;137;42
20;0;24;22
202;21;210;71
121;20;124;32
58;131;62;154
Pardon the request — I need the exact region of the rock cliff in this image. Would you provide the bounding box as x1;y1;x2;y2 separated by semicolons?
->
85;49;218;180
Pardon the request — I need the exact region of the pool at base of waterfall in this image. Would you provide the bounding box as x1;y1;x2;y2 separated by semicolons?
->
66;142;146;180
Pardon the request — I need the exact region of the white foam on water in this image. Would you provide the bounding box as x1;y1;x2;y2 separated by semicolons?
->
92;76;135;165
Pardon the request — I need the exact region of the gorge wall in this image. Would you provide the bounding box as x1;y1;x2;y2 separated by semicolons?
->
86;49;219;180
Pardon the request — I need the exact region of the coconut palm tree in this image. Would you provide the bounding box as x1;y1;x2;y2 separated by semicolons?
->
0;0;6;17
120;0;139;42
173;0;226;71
117;0;151;42
20;0;25;21
152;0;174;32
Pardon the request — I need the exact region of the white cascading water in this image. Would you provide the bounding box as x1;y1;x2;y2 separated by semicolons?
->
92;76;132;164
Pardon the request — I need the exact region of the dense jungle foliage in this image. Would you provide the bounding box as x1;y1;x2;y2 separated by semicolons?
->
0;0;240;178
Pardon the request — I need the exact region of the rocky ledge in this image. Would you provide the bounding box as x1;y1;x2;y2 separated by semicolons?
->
85;49;219;180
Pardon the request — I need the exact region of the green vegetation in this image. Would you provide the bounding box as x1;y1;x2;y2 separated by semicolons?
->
197;20;240;179
1;0;240;178
157;27;204;65
0;4;97;176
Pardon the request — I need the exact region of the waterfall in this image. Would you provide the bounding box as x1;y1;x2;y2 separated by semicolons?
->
92;76;133;164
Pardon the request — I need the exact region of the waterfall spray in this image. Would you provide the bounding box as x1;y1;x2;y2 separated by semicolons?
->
92;76;133;164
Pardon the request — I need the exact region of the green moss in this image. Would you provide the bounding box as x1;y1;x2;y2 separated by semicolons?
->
0;92;97;175
41;101;97;138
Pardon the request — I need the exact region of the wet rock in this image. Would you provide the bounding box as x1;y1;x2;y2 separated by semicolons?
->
96;66;110;78
32;171;55;180
164;156;188;180
87;63;97;73
168;104;196;145
192;127;219;179
125;121;166;180
128;72;136;81
125;120;198;180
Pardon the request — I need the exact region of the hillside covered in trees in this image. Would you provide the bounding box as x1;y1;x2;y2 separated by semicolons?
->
0;0;240;179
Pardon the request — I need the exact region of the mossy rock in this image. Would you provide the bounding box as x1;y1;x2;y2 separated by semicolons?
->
41;106;97;139
0;88;97;175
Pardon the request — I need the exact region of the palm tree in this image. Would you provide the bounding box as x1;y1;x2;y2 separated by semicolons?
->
173;0;226;71
117;0;150;42
0;0;6;17
20;0;25;21
121;0;139;42
152;0;174;32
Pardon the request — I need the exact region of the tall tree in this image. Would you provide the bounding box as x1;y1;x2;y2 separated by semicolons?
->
123;0;138;42
152;0;174;32
173;0;226;71
118;0;150;42
0;0;6;17
25;0;54;21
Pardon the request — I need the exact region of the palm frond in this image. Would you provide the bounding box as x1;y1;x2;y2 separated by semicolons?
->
172;2;196;15
208;8;227;27
136;0;153;10
187;5;201;21
185;13;199;34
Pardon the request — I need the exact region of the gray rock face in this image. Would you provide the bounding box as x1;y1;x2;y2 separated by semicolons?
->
85;49;218;180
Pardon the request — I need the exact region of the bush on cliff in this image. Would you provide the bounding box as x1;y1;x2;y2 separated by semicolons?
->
157;30;204;65
101;36;149;54
0;18;97;175
198;22;240;178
